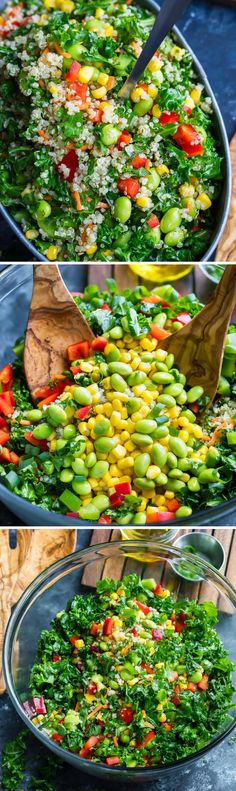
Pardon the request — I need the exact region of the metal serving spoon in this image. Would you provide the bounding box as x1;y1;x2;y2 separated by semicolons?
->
24;264;94;400
160;265;236;404
118;0;192;99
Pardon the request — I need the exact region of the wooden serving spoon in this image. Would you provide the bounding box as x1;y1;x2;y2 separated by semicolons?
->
160;264;236;404
24;264;94;401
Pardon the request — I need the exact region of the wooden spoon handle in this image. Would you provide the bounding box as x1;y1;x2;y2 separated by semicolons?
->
205;263;236;320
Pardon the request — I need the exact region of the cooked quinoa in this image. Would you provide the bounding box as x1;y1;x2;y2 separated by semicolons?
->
0;0;223;260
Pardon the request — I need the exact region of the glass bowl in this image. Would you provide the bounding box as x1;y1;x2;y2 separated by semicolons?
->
3;540;236;783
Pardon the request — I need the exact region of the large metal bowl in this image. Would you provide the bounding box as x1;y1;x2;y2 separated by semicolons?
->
1;264;236;527
0;0;231;262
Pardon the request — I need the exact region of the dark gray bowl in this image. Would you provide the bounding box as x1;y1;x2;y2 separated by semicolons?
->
1;264;236;527
0;0;231;262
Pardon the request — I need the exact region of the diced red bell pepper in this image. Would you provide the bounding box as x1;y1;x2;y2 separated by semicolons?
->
70;635;80;644
114;482;132;495
76;406;91;420
134;600;151;615
192;225;201;233
150;324;171;341
73;82;88;102
91;109;103;123
167;498;180;513
117;130;132;149
169;670;179;682
32;696;46;714
141;661;154;674
190;401;200;413
131;155;148;168
0;429;10;445
100;303;111;311
153;583;163;595
0;391;15;416
38;392;61;407
138;731;155;748
24;431;48;450
0;364;13;385
89;623;100;636
71;365;82;376
103;617;113;636
152;629;163;641
155;512;175;522
119;706;134;723
106;757;120;765
57;149;79;183
52;733;64;744
141;294;162;304
173;124;204;156
162;722;172;731
65;60;81;82
118;177;140;199
88;682;97;694
0;416;8;429
67;340;90;360
66;512;79;519
179;611;186;622
183;103;192;116
109;492;124;508
91;336;108;352
52;655;60;662
0;448;19;465
146;214;160;228
159;111;179;125
79;735;100;758
98;514;112;524
146;510;160;524
174;620;185;633
175;312;191;325
198;674;209;690
131;626;138;636
187;682;197;693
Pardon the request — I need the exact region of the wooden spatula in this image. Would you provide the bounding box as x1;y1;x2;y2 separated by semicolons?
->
160;264;236;404
24;264;95;400
215;133;236;261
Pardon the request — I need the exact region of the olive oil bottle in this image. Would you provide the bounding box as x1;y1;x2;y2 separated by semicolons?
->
129;264;193;283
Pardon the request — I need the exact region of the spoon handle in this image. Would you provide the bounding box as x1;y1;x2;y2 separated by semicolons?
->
207;263;236;320
119;0;192;98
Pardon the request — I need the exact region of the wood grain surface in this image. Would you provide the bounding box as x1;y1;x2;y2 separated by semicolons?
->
24;264;94;399
216;133;236;262
0;529;76;693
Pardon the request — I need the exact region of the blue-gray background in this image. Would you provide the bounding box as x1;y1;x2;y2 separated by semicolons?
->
0;0;235;259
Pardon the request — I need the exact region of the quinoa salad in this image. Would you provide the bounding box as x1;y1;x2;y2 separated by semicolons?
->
1;281;236;524
26;575;235;767
0;0;223;261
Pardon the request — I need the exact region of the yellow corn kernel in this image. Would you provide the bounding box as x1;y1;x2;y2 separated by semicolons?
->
179;682;188;691
87;417;96;430
142;390;156;404
179;183;195;199
178;416;189;427
156;662;164;669
156;703;163;711
152;103;161;118
156;164;169;176
170;45;184;60
82;498;92;506
86;440;93;453
131;87;145;102
85;693;95;703
192;424;203;438
92;86;107;99
124;440;136;452
121;408;128;419
78;422;89;435
147;85;158;98
128;678;139;687
120;431;130;443
50;439;57;452
197;192;212;210
148;56;163;72
118;456;134;470
112;399;122;411
32;715;44;725
182;473;190;482
190;86;201;104
25;229;39;240
104;24;114;36
97;75;109;92
168;406;181;419
59;0;74;9
154;495;165;505
178;430;189;443
78;66;94;83
86;243;98;256
184;96;195;111
104;403;112;417
74;639;85;649
146;465;161;480
112;445;126;459
46;245;59;260
165;619;172;628
136;196;152;209
95;6;104;17
164;490;175;500
43;0;56;7
158;713;167;723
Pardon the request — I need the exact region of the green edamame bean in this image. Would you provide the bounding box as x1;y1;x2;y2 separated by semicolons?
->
85;452;97;468
94;417;110;436
116;512;133;525
146;226;161;246
92;494;110;512
165;354;175;369
79;504;100;521
164;229;185;247
134;453;151;477
155;360;168;371
56;439;67;451
141;352;155;362
120;734;130;745
63;424;77;440
167;451;178;468
158;394;176;407
146;168;161;191
106;346;120;363
152;372;174;384
94;437;116;453
60;469;74;483
133;512;147;525
72;458;88;476
206;447;220;468
133;98;153;116
175;505;192;518
178;458;191;471
135;419;157;434
166;479;186;492
91;461;109;478
181;196;197;218
62;454;72;468
172;321;184;331
46;404;67;426
68;41;87;58
152;425;169;439
177;390;187;405
164;383;183;397
152;315;167;331
108;362;132;377
114;196;132;223
181;409;196;423
187;386;204;403
132;433;153;447
25;409;43;423
74;439;86;456
43;460;54;475
127;397;143;414
134;477;155;490
109;326;123;339
189;670;203;683
169;436;188;458
33;423;52;440
127;371;146;386
101;124;120;146
160;208;182;234
73;386;92;405
187;476;200;492
110;373;128;392
156;472;168;486
72;479;91;496
198;469;220;484
152;443;167;468
35;199;51;222
168;468;184;479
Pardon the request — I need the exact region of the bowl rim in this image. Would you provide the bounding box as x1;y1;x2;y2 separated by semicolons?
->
0;0;231;263
3;538;236;777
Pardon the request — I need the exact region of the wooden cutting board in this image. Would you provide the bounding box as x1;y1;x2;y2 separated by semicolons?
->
0;529;76;693
215;132;236;261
